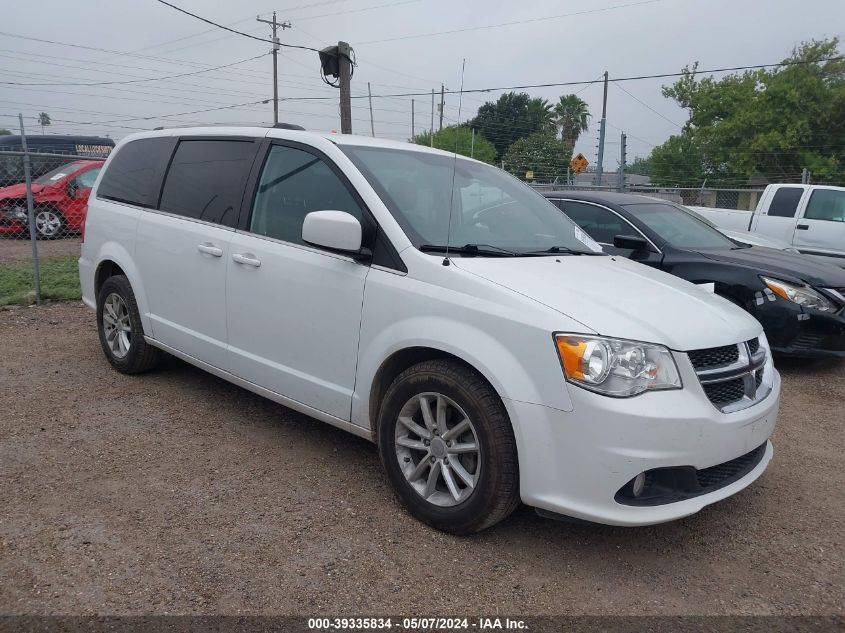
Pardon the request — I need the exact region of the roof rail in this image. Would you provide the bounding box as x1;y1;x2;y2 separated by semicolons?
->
272;122;306;130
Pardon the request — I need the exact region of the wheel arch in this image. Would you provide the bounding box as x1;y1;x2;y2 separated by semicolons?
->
90;243;153;335
366;346;503;443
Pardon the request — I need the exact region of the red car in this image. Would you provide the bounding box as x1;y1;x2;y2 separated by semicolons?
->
0;160;103;238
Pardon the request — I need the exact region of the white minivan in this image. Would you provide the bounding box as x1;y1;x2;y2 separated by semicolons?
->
79;126;781;534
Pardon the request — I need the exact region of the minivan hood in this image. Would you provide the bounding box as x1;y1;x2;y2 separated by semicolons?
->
452;255;762;351
699;247;845;288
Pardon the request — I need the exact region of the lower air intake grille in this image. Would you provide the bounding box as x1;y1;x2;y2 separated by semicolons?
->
703;377;746;404
696;443;767;489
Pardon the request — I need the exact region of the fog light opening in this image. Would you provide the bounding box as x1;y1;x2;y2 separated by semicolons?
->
631;472;646;497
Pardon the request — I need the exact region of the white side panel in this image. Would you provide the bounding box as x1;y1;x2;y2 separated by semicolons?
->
135;212;233;370
226;232;368;421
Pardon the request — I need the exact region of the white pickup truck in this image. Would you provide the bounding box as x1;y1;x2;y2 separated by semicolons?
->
693;184;845;267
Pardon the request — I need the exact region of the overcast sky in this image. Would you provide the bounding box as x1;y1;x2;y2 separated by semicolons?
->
1;0;842;163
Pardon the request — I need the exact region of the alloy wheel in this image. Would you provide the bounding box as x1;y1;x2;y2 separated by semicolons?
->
394;392;481;507
102;293;132;359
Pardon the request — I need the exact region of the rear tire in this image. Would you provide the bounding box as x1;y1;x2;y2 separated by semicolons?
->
96;275;161;374
377;359;520;534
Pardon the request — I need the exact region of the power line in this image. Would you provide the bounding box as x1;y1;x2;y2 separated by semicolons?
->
612;82;683;128
153;0;321;52
270;56;845;101
0;53;267;87
357;0;662;45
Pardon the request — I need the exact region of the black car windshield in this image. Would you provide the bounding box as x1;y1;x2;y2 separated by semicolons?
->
339;145;602;255
34;162;85;185
623;202;737;249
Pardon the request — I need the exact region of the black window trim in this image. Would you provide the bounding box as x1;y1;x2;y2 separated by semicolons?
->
238;138;407;272
548;198;662;254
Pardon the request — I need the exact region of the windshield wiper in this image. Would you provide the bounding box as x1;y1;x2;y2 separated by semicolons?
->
419;243;518;257
523;246;604;256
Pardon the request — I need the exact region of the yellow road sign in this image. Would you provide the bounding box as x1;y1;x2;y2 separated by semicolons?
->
570;153;589;174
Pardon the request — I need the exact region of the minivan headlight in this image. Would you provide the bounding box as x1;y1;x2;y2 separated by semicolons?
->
554;334;682;397
761;276;835;312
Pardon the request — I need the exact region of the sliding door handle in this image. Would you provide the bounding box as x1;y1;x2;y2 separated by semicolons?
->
796;224;809;230
232;253;261;267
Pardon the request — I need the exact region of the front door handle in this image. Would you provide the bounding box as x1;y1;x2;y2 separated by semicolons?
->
232;252;261;267
197;242;223;257
796;224;809;230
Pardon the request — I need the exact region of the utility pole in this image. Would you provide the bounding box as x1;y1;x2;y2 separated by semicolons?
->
618;132;627;192
430;89;435;146
411;99;415;138
595;70;608;187
338;41;352;134
470;128;475;158
256;12;291;125
18;114;41;305
801;167;810;184
438;83;445;131
367;82;375;137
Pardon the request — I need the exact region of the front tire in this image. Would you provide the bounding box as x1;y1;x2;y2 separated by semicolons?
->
96;275;162;374
377;359;519;534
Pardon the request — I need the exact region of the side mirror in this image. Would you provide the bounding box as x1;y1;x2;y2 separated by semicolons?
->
66;180;78;198
613;234;649;251
302;210;364;256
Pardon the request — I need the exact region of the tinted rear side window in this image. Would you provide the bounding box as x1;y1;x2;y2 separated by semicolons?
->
767;187;804;218
159;139;257;228
97;137;174;208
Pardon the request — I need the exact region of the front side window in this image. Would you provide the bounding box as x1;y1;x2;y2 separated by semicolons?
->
804;189;845;223
561;201;630;244
623;202;736;249
97;137;174;208
249;145;363;246
339;145;598;255
75;167;101;189
159;139;256;227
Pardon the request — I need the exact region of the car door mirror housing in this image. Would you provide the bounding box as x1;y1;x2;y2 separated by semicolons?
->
66;181;78;198
302;210;364;255
613;234;649;251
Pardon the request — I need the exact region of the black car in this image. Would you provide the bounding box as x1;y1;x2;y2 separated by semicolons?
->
543;191;845;358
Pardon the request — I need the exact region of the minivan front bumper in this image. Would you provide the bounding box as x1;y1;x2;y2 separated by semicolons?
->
504;366;780;526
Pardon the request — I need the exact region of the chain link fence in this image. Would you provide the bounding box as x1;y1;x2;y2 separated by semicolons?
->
0;150;105;307
528;182;765;211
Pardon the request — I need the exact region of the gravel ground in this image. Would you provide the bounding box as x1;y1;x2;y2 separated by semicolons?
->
0;302;843;616
0;237;81;264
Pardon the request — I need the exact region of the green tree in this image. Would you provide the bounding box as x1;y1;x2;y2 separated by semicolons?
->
37;112;51;134
653;38;845;185
627;156;653;177
527;97;556;135
502;133;569;182
0;128;11;136
554;94;591;155
469;92;551;159
412;125;496;163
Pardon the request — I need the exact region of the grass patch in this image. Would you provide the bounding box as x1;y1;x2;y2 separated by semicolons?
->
0;255;81;306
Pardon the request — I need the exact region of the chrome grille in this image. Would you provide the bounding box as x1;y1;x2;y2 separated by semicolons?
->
689;336;771;413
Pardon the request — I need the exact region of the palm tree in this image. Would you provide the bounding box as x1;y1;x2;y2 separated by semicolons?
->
527;97;555;135
37;112;51;135
554;95;590;155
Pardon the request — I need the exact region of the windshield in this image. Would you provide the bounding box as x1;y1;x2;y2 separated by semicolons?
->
339;145;602;255
34;161;85;185
623;202;737;249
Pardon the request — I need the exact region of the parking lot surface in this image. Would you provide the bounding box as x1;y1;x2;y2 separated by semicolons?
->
0;237;81;264
1;302;843;615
